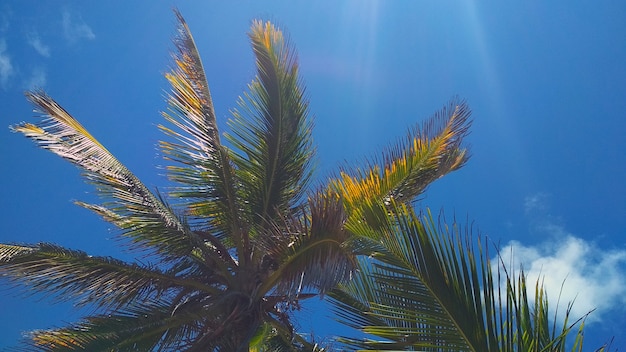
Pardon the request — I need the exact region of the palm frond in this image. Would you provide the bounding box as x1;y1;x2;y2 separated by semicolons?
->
159;10;244;249
19;290;283;352
332;98;471;215
0;243;33;260
260;190;355;297
20;298;207;352
497;265;592;352
226;20;314;227
11;91;214;266
0;243;217;309
329;206;593;351
329;210;469;349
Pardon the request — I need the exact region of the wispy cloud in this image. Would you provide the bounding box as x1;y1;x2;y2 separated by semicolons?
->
24;66;46;89
62;9;95;43
0;39;14;89
523;192;549;214
494;193;626;323
27;32;50;57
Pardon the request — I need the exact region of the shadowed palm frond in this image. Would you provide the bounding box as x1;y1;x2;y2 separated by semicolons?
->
11;92;215;267
18;298;208;352
259;190;355;298
332;98;470;216
329;205;597;351
226;20;314;229
17;288;300;351
159;10;244;250
0;243;217;309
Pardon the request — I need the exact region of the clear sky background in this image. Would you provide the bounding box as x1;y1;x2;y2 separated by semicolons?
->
1;1;625;350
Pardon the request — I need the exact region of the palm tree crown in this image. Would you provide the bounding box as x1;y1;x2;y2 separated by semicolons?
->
0;10;468;351
2;9;604;352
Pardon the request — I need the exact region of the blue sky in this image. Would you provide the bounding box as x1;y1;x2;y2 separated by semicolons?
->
1;1;625;349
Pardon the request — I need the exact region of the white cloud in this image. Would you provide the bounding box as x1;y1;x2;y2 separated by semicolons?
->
27;32;50;57
0;38;14;88
62;10;95;43
494;193;626;323
24;66;46;89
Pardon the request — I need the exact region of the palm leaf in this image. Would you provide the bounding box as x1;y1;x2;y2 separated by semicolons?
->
159;10;244;253
0;243;217;309
329;209;476;350
19;290;292;351
259;190;355;297
226;20;314;228
19;298;208;351
11;91;216;267
328;205;597;351
332;98;470;215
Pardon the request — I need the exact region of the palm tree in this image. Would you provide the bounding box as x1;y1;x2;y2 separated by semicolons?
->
0;10;470;351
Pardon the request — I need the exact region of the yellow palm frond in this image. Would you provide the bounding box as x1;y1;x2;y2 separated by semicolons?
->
332;98;471;214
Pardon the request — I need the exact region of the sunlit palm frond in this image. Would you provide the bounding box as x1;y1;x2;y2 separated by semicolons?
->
498;268;594;352
329;208;477;351
332;98;470;215
0;243;32;260
226;20;314;227
329;205;595;351
159;10;243;245
0;243;217;310
11;92;213;266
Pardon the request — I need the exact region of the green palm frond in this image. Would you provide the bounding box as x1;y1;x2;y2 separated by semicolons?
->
19;291;296;351
332;98;470;215
0;243;216;309
226;20;314;227
11;92;213;266
500;267;593;352
328;205;595;351
330;208;478;350
19;298;208;351
159;10;243;248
